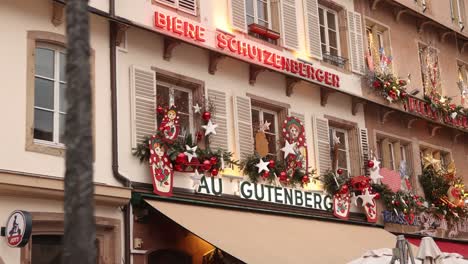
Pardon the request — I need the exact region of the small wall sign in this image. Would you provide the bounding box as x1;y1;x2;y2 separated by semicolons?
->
3;210;32;248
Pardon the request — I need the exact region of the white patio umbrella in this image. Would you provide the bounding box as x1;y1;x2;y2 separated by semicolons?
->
347;248;422;264
417;237;468;264
417;237;442;264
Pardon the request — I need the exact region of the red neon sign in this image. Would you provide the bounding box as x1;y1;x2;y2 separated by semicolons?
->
216;31;340;88
406;97;468;129
154;12;206;42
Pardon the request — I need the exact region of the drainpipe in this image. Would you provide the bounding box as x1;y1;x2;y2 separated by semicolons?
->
109;0;131;263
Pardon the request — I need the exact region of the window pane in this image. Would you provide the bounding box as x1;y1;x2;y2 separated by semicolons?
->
35;77;54;109
178;113;190;137
251;109;260;131
247;15;255;25
34;109;54;141
319;8;324;25
35;48;54;79
266;133;277;154
337;150;348;169
59;83;67;112
32;235;63;264
328;30;337;49
320;26;326;44
321;44;327;54
60;52;66;82
327;11;336;30
59;113;66;143
263;112;275;133
156;85;170;108
329;47;338;56
257;0;268;22
258;19;268;28
335;131;346;150
173;89;189;113
246;0;254;16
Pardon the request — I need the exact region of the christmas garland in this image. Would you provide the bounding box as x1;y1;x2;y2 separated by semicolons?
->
133;131;238;176
419;164;468;221
239;153;314;187
368;71;408;103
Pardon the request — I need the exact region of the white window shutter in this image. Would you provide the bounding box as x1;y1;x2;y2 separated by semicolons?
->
208;89;229;151
130;66;156;148
233;95;253;160
312;116;331;175
359;128;369;175
156;0;177;8
230;0;247;32
304;0;322;59
348;11;365;74
281;0;299;50
179;0;197;15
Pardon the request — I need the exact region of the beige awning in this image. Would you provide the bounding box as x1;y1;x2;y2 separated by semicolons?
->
145;199;398;264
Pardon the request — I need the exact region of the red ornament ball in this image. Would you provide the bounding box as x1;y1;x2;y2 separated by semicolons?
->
367;160;375;168
196;131;203;141
211;168;219;177
156;105;164;114
279;171;288;181
210;156;218;165
374;193;381;200
203;160;212;170
400;91;407;98
262;171;270;179
302;176;310;184
268;160;275;168
176;153;187;164
202;111;211;121
340;185;349;194
337;168;344;175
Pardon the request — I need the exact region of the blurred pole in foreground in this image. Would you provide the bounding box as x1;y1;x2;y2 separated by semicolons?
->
63;0;96;263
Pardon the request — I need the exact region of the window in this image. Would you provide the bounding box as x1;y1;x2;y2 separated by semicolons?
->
451;0;466;29
33;43;67;146
457;62;468;107
377;137;410;172
246;0;271;28
251;106;279;158
420;147;451;169
329;127;350;176
419;43;441;96
365;20;391;73
245;0;281;44
156;82;193;140
319;6;340;58
155;0;197;15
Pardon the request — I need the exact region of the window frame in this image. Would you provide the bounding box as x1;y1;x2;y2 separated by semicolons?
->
246;0;272;29
26;31;95;157
251;105;279;157
318;5;341;57
33;42;67;147
329;126;350;175
20;212;120;264
156;80;194;140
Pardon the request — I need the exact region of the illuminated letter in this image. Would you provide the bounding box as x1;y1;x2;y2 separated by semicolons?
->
315;69;324;82
184;22;197;39
196;27;206;42
154;12;167;29
240;181;252;199
172;17;183;35
216;32;228;49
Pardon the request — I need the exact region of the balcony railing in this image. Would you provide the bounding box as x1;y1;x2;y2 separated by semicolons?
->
322;52;348;69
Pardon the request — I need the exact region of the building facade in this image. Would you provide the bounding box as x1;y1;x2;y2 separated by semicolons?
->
1;0;467;263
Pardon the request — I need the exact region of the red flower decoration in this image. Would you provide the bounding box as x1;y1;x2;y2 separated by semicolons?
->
372;80;381;89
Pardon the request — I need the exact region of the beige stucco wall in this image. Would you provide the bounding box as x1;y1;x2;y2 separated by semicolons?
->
355;0;468;184
357;0;468;105
0;0;119;186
